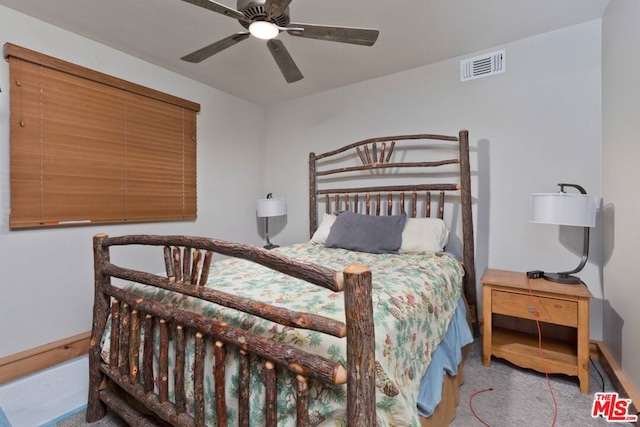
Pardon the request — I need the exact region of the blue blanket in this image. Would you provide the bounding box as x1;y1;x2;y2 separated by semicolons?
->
417;298;474;417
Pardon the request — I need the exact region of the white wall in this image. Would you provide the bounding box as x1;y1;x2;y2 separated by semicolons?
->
263;21;604;337
602;0;640;396
0;7;265;358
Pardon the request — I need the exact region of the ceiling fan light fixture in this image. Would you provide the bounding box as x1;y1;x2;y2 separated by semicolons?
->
180;0;380;84
249;21;279;40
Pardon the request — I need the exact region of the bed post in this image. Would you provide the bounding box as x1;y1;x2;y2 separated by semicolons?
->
458;130;479;337
309;152;318;239
86;233;112;422
343;264;376;426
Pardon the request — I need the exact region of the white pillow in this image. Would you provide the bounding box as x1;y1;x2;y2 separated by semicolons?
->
399;217;449;253
310;213;336;245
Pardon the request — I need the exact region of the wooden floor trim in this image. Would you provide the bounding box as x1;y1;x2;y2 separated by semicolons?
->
0;331;91;385
593;340;640;421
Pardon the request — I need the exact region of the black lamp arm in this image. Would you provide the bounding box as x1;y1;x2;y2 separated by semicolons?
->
263;192;277;249
265;217;273;246
556;182;589;277
558;183;586;195
557;226;590;277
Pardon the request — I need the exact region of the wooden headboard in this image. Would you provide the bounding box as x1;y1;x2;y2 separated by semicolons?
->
308;130;478;335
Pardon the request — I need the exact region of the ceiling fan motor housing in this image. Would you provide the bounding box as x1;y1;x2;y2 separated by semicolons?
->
237;0;290;27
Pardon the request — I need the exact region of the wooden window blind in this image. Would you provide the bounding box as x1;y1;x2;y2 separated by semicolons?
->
5;43;200;229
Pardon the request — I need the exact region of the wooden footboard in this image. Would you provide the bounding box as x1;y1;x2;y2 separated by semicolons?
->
87;234;375;426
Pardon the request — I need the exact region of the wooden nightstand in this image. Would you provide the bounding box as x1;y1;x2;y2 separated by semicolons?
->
481;268;593;393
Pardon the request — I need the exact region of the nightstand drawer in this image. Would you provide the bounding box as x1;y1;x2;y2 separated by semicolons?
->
491;290;577;327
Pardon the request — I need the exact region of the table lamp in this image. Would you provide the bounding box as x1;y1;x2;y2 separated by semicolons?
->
529;183;598;284
257;193;287;249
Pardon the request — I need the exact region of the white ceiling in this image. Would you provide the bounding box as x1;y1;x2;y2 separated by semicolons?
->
0;0;609;106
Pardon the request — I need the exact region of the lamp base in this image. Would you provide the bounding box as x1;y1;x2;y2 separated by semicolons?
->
263;243;279;250
543;272;582;285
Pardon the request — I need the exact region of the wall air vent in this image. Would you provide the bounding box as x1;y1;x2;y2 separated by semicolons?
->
460;49;505;82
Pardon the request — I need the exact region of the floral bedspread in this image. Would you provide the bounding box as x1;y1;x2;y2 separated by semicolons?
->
102;242;464;427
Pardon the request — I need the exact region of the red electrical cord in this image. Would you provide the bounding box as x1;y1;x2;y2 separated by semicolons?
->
469;387;493;426
471;277;561;426
526;276;559;427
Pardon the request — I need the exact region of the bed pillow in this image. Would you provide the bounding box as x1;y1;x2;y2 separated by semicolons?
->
310;213;336;245
399;217;449;253
325;211;407;254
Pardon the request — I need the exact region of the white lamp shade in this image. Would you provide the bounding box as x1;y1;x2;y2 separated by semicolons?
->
257;197;287;218
529;193;598;227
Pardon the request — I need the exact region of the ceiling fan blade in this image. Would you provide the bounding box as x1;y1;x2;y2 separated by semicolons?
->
287;23;379;46
265;0;293;19
181;33;250;63
180;0;249;23
267;39;303;83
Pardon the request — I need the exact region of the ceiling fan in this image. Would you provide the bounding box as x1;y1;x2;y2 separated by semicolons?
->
179;0;380;83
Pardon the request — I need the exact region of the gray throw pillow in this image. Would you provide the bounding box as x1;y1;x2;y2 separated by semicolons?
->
325;211;407;254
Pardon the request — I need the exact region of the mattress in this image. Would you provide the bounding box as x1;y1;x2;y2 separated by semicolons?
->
101;242;465;426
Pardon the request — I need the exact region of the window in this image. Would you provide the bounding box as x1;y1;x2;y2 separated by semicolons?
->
5;43;200;229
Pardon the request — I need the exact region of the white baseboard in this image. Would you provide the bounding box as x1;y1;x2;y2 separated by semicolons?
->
0;356;88;427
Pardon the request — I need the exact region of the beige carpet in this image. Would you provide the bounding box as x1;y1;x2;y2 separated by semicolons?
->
450;340;631;426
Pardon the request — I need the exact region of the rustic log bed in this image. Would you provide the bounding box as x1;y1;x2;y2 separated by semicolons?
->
87;130;477;426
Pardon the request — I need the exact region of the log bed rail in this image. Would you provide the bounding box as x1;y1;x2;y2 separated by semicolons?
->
88;234;375;426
